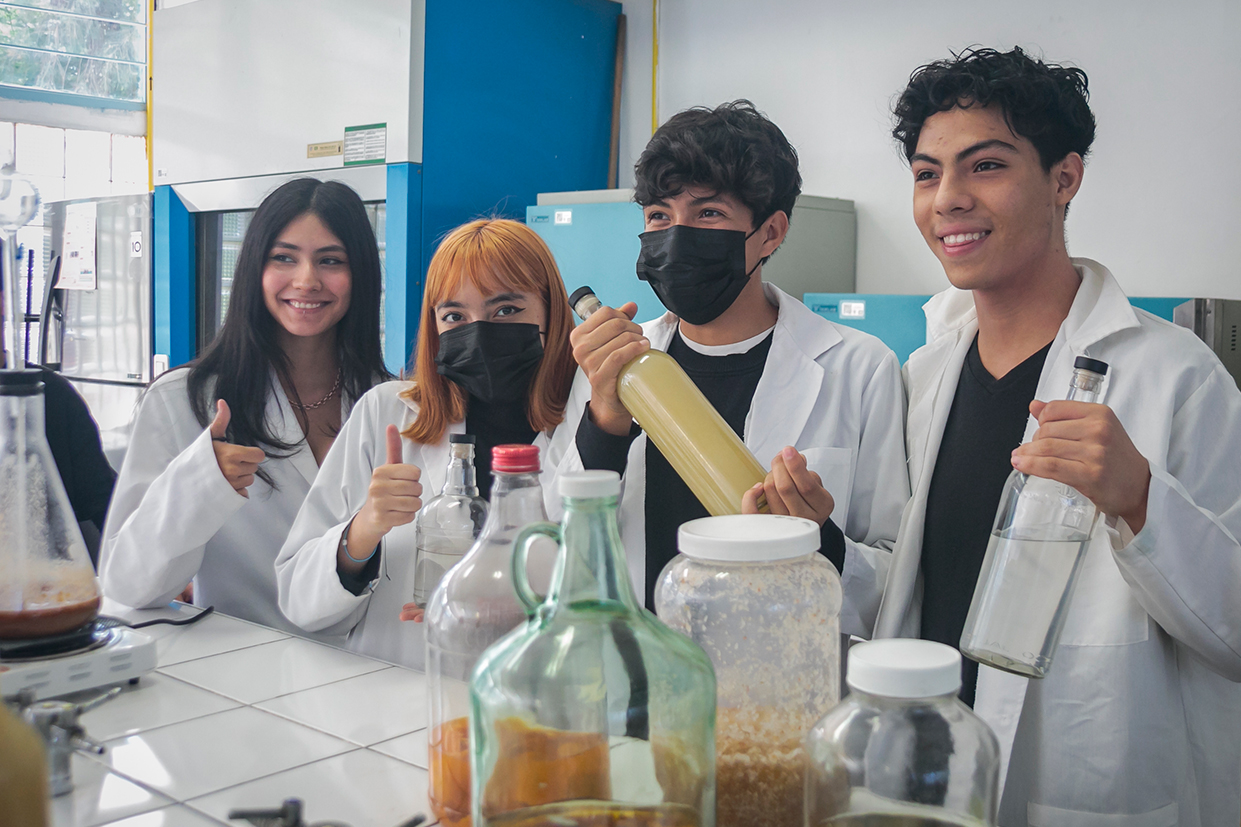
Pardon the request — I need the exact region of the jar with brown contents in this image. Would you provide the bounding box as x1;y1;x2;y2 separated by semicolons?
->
655;514;842;827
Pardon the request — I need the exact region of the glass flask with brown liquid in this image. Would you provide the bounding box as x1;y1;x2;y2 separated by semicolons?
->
570;287;767;516
805;640;999;827
470;471;717;827
425;445;550;827
0;371;100;640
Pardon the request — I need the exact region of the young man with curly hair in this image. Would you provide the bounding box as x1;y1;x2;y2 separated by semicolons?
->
549;101;909;629
874;47;1241;825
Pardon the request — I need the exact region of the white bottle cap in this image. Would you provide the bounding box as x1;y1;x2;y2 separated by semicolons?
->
677;514;820;562
846;639;962;698
558;470;621;499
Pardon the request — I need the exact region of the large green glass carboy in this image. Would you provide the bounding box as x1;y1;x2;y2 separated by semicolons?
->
469;470;717;827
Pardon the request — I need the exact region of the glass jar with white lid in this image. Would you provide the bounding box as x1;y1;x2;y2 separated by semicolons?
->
804;639;1000;827
654;513;842;827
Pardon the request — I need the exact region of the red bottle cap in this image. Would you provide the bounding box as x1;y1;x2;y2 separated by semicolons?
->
492;444;540;474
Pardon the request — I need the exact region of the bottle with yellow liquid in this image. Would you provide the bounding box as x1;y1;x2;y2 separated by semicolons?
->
570;287;767;516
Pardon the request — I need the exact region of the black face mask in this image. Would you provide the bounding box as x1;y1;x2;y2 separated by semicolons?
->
435;321;544;404
636;225;759;325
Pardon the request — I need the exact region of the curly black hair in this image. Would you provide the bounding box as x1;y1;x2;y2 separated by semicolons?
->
634;100;802;236
893;47;1096;171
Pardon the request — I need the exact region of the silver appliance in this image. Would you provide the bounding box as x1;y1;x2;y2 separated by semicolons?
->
42;194;153;471
1174;299;1241;389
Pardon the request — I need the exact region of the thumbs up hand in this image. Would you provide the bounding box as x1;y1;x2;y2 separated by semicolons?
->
345;425;424;563
209;399;268;499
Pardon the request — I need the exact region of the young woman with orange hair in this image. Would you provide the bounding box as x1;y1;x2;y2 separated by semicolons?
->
275;218;575;668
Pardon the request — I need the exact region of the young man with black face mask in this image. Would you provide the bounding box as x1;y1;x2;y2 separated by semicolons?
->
548;101;909;631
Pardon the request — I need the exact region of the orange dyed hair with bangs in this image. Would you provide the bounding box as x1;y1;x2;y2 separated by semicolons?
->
401;218;576;445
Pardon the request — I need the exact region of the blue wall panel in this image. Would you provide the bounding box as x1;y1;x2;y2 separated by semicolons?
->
153;185;195;369
420;0;621;279
807;293;1193;366
527;200;661;324
384;163;424;375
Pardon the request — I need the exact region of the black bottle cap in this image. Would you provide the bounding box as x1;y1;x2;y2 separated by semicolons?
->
449;433;476;445
1073;356;1109;375
568;286;597;308
0;369;45;396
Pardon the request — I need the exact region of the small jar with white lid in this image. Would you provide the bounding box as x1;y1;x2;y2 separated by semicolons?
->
654;513;842;827
804;639;1001;827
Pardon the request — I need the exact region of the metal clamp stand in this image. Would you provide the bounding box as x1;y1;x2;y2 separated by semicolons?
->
15;686;121;796
228;798;425;827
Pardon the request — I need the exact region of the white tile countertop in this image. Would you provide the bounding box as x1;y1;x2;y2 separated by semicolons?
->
48;599;434;827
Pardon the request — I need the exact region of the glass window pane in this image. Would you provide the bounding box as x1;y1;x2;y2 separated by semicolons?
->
365;202;386;357
218;210;253;332
0;6;145;63
15;122;64;177
0;45;144;101
110;133;145;184
2;0;145;25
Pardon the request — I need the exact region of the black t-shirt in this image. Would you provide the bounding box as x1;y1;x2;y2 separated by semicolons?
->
919;336;1050;706
41;368;117;527
465;394;538;501
576;329;847;611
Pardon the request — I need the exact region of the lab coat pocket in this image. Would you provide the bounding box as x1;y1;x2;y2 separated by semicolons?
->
1028;800;1177;827
801;447;856;532
1058;533;1150;647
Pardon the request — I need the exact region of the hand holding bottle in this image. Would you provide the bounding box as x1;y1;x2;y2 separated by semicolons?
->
570;300;649;436
1011;399;1151;532
743;446;835;525
209;400;267;499
347;425;424;558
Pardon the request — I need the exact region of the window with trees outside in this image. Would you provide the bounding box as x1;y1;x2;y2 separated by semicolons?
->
0;0;147;108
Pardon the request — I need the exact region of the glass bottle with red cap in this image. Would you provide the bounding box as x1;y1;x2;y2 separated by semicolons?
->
425;443;551;827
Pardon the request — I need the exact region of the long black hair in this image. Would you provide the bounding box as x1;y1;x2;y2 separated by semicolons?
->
186;179;391;482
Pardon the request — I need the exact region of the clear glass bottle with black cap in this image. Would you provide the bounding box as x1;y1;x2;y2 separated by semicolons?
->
0;370;100;640
425;444;551;827
569;285;767;517
413;433;487;609
470;470;717;827
805;639;1000;826
960;356;1110;678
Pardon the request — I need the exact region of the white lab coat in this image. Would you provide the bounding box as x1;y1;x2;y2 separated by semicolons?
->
274;380;553;670
99;368;345;640
873;259;1241;827
545;283;910;634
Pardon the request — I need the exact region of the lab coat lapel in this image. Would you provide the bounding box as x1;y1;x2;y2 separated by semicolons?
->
972;260;1137;800
403;397;462;498
268;374;318;487
873;313;974;640
746;285;838;466
974;665;1029;802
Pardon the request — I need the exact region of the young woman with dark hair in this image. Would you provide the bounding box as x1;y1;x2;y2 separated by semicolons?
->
99;178;390;633
275;217;575;668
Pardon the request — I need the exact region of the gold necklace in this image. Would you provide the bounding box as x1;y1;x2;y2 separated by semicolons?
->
292;370;342;411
